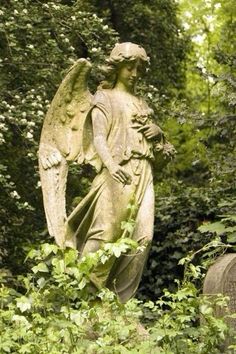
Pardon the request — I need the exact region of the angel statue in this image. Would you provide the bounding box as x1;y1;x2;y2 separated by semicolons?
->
39;42;175;302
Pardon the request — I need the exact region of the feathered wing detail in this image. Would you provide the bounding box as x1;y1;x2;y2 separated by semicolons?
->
38;59;92;247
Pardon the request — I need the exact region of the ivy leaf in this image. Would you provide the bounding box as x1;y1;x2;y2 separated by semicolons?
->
12;315;31;328
32;262;49;274
64;249;78;266
37;277;46;288
16;296;32;313
78;277;87;290
121;221;135;233
26;249;40;260
101;254;109;264
112;245;122;258
178;256;190;265
200;304;213;315
52;258;65;273
198;222;226;235
227;232;236;244
41;243;58;257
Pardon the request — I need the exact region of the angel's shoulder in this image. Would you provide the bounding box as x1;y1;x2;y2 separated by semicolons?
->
93;89;112;106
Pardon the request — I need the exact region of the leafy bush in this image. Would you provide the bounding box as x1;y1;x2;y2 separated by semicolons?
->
0;0;118;272
0;238;233;354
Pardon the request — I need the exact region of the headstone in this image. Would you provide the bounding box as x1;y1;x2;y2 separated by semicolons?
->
203;253;236;350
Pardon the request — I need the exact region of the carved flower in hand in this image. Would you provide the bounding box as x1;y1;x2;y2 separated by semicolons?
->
132;112;149;125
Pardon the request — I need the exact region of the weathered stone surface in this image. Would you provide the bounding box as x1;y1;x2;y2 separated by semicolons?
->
204;254;236;320
39;42;176;301
203;253;236;348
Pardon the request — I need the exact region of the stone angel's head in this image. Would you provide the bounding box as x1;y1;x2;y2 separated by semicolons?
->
99;42;149;90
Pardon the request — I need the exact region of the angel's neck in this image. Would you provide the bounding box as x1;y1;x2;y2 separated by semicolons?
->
114;81;136;95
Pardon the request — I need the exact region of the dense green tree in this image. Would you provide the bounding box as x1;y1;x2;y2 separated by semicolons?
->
139;0;236;298
0;0;235;304
0;0;118;272
78;0;189;94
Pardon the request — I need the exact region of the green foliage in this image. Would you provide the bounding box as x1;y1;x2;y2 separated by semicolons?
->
180;0;236;114
0;0;118;272
79;0;189;94
0;240;145;354
138;0;236;298
0;0;235;341
0;240;233;353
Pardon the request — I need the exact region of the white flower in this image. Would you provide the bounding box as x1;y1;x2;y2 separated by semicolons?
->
208;76;215;84
71;16;76;21
205;15;214;23
103;25;108;30
37;110;44;116
14;9;19;15
192;34;206;45
184;11;192;18
10;190;20;199
28;121;35;127
183;22;190;30
64;38;70;43
91;47;98;53
0;123;7;131
26;132;33;139
37;181;41;188
147;93;153;99
214;3;221;9
22;9;28;14
28;44;34;49
52;4;60;10
20;118;27;124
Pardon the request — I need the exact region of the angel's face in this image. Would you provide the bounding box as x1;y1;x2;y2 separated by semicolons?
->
116;60;141;92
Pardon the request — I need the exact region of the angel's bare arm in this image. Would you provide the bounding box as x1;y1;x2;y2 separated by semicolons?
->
92;108;131;184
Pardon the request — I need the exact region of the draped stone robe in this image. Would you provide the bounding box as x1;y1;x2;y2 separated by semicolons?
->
66;88;156;302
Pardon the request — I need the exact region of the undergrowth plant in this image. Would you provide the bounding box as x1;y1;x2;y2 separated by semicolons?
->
0;236;234;354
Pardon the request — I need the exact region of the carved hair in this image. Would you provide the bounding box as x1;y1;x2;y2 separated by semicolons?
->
99;42;149;89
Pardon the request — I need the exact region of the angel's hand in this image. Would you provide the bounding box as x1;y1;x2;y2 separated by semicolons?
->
108;163;132;185
39;145;62;170
138;124;163;140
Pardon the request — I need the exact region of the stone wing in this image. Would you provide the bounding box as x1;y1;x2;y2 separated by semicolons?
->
38;59;92;247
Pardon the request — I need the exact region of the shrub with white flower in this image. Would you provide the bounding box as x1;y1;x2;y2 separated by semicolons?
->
0;0;118;272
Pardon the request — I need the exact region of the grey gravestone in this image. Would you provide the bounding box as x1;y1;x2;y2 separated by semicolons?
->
203;253;236;351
